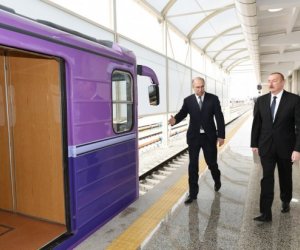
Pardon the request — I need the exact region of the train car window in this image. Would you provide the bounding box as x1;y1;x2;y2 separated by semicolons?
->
112;72;133;133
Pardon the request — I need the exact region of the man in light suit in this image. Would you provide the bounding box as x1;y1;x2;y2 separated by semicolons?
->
169;77;225;204
251;72;300;222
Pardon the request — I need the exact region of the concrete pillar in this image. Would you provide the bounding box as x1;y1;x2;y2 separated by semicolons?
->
286;75;292;92
291;71;298;94
296;70;300;95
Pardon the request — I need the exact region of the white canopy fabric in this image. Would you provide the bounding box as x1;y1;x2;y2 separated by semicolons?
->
138;0;253;75
139;0;300;83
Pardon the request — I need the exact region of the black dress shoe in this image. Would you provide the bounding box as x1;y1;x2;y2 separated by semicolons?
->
281;202;290;213
214;182;221;192
253;214;272;222
184;196;196;205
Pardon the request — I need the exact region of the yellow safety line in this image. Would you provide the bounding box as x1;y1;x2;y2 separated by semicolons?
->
106;112;251;250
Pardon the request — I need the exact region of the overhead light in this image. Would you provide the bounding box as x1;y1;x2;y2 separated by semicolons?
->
268;8;283;12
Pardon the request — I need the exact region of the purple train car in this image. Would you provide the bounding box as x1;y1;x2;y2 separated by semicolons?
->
0;6;159;250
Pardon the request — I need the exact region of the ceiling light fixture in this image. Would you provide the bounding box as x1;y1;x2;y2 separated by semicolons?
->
268;8;283;12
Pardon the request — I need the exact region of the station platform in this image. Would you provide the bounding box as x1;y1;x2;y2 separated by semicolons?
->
75;111;300;250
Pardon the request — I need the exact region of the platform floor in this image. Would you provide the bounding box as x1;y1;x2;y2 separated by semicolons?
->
75;112;300;250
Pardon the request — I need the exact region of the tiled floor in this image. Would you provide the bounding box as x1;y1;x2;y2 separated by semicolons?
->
143;115;300;250
76;113;300;250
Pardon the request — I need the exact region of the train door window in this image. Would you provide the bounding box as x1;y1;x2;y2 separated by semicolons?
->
112;71;133;133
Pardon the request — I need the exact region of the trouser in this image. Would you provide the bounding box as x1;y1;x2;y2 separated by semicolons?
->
259;146;293;214
188;134;220;198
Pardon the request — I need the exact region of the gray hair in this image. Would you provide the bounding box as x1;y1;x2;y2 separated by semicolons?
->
192;77;205;85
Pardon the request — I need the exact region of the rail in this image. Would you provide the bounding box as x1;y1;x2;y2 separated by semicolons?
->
138;104;253;195
138;103;252;150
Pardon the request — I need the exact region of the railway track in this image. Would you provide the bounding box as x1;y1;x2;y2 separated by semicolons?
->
139;148;189;195
137;104;253;195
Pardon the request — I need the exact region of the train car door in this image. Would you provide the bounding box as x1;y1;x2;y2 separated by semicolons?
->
0;48;66;249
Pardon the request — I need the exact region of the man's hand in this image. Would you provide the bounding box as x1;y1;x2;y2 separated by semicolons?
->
168;115;176;126
291;151;300;162
217;138;224;147
252;147;259;154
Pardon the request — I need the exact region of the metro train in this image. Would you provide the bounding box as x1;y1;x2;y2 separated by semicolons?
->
0;5;159;250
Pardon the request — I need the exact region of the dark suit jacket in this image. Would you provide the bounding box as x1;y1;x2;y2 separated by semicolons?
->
174;92;225;145
251;90;300;158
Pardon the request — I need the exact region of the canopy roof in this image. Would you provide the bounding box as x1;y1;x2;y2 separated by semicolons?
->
139;0;300;83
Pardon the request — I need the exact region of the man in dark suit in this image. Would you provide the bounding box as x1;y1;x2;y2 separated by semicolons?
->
169;77;225;204
251;72;300;222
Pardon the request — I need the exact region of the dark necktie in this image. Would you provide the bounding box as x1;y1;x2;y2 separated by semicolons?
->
199;96;203;110
270;96;277;121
